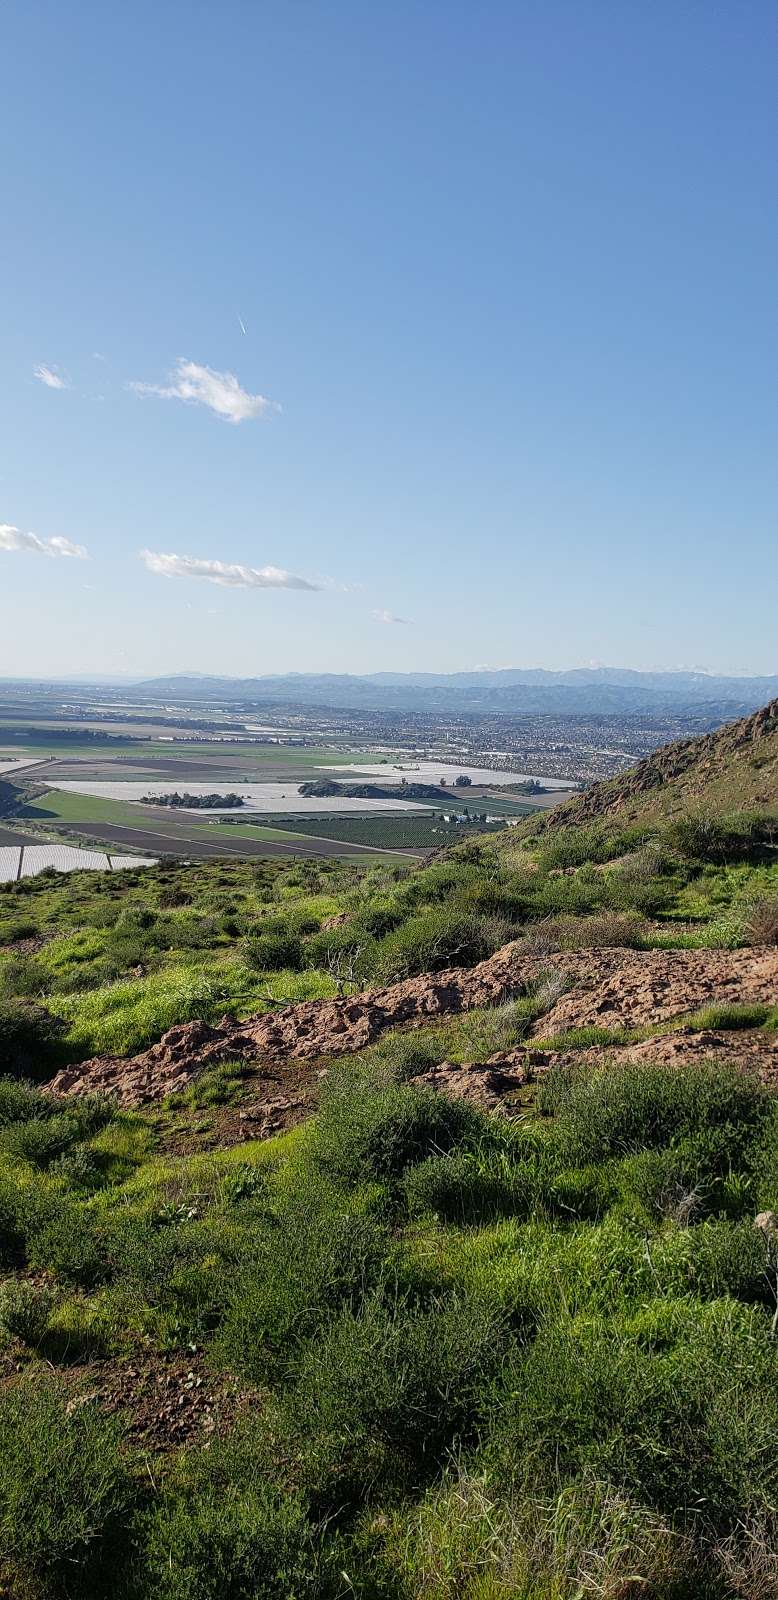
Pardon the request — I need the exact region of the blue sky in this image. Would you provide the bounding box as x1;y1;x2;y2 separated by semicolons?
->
2;0;777;678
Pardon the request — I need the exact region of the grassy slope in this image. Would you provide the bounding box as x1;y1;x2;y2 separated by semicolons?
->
2;711;778;1597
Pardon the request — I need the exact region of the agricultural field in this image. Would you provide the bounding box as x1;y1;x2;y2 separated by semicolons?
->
330;759;571;786
0;843;156;883
43;780;429;814
268;812;506;849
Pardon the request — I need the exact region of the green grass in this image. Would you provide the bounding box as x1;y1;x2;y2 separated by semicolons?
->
262;813;503;848
194;820;311;843
20;789;150;825
1;1054;778;1595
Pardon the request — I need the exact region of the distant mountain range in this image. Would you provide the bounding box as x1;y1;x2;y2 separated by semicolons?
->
132;668;778;719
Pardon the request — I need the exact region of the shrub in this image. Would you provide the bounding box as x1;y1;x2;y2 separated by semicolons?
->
370;1029;447;1079
311;1063;487;1187
140;1478;316;1600
241;930;303;972
373;909;505;983
26;1198;110;1288
2;1115;79;1169
402;1147;533;1224
538;1058;772;1168
544;911;648;949
666;811;768;865
0;1280;55;1346
0;999;64;1079
0;954;46;1000
0;1375;133;1595
217;1199;387;1381
0;1075;51;1126
275;1292;507;1507
304;923;378;981
656;1219;773;1307
492;1301;778;1528
537;827;613;871
0;1179;26;1266
744;897;778;946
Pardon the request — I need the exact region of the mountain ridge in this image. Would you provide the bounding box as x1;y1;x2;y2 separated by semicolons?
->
131;667;778;718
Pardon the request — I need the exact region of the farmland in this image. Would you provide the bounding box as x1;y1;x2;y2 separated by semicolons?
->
0;695;577;865
265;812;505;848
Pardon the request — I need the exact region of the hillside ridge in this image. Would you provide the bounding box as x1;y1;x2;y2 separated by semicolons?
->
537;695;778;828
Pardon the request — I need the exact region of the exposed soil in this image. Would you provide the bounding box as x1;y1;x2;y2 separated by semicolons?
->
410;1028;778;1117
0;1349;258;1454
68;1351;257;1452
531;945;778;1035
48;942;778;1110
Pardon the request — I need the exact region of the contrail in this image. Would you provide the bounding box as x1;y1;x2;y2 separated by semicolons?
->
237;314;247;336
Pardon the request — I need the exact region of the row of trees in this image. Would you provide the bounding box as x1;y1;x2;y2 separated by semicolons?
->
141;792;245;810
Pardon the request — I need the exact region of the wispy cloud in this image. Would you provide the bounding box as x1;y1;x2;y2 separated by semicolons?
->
140;549;318;591
130;359;278;424
373;608;409;625
0;523;87;559
33;364;69;390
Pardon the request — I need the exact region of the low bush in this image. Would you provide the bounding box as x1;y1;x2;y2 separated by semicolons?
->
0;1075;51;1125
0;1375;133;1596
0;999;65;1078
492;1300;778;1528
310;1063;487;1187
25;1197;110;1288
0;1279;55;1346
217;1198;387;1381
274;1292;507;1507
666;811;769;865
2;1114;80;1169
543;911;648;949
0;1179;26;1266
140;1478;317;1600
242;930;303;972
373;909;506;983
537;1058;772;1168
402;1146;533;1224
744;896;778;946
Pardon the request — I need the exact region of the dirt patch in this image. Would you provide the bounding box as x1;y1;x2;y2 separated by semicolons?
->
533;946;778;1036
0;1350;258;1454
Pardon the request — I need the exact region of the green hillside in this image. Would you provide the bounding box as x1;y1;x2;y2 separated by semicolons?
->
1;709;778;1598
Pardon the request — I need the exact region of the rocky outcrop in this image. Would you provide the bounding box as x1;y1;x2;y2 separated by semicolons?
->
48;942;778;1108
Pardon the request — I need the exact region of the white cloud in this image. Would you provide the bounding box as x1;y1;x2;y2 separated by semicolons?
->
140;549;318;591
0;524;87;559
33;364;69;390
130;359;278;424
373;608;409;625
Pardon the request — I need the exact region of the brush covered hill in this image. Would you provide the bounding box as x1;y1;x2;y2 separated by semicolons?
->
2;713;778;1597
534;695;778;831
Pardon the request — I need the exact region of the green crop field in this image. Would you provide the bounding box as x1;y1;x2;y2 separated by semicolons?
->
266;813;504;849
19;789;149;826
